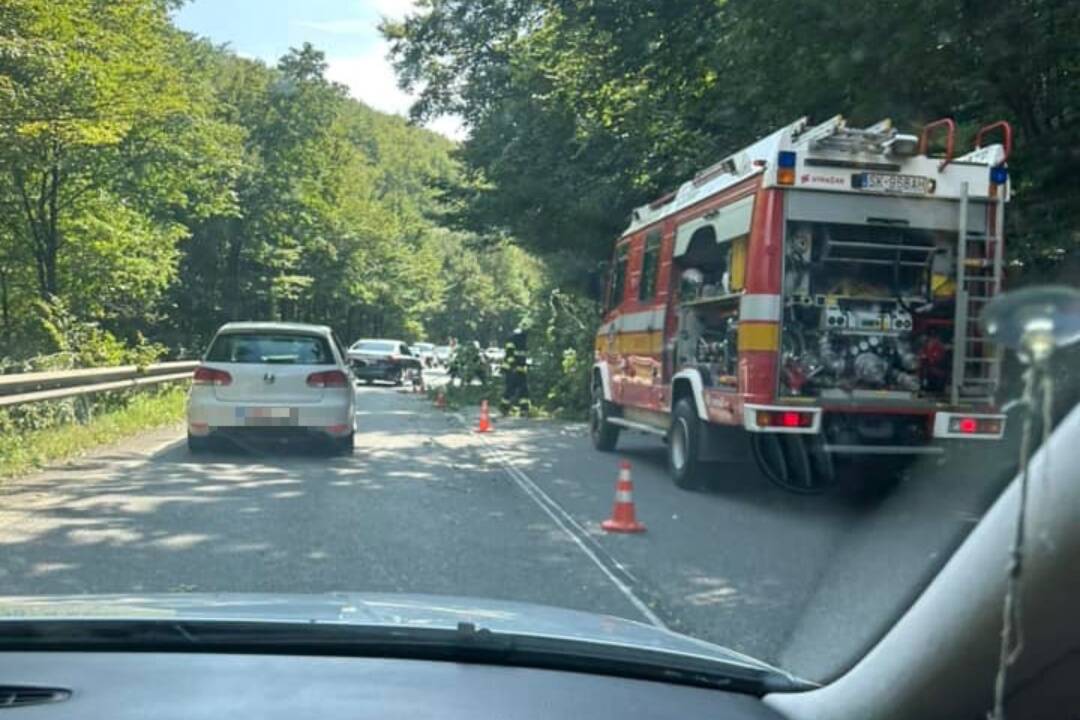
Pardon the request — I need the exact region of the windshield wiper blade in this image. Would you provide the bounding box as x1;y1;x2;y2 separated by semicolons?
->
0;619;815;694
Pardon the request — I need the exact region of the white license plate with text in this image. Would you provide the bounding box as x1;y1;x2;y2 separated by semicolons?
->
857;172;932;195
236;407;298;426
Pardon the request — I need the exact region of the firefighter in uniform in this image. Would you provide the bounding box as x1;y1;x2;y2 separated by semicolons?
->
500;328;530;416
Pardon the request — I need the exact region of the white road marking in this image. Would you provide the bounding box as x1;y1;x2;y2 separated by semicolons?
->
457;415;666;629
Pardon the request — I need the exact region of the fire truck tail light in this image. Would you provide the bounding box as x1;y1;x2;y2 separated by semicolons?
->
756;409;813;428
777;151;796;185
948;416;1002;435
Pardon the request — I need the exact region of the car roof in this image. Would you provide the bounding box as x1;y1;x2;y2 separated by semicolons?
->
353;338;406;345
215;321;333;337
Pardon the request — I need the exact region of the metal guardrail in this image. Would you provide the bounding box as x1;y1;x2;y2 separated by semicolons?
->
0;361;198;408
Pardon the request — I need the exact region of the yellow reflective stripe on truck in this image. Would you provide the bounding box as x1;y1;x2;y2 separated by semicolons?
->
596;330;665;355
738;322;779;352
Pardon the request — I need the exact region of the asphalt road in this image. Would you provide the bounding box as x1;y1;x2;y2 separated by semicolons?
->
0;371;1019;682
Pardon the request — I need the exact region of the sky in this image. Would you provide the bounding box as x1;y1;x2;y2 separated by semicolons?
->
172;0;464;139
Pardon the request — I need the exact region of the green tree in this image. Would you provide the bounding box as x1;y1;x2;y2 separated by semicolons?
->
386;0;1080;265
0;0;211;298
0;2;546;369
0;0;244;356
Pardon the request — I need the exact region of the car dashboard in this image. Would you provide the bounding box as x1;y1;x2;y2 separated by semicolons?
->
0;652;789;720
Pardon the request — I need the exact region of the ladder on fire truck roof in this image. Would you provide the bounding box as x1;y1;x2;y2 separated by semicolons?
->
794;115;900;155
951;182;1005;405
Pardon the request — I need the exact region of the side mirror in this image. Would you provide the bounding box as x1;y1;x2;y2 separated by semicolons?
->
586;262;609;304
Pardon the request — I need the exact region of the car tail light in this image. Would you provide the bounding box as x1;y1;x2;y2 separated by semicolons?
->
756;409;814;428
193;367;232;386
949;416;1002;435
307;370;349;389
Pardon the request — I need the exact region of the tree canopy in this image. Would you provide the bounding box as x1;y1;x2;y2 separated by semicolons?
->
385;0;1080;267
0;0;542;363
3;0;1075;372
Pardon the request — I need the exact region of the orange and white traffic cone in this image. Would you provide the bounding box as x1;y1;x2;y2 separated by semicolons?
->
601;461;645;533
475;399;492;433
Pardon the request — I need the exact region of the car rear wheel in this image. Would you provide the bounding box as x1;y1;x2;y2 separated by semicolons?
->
669;399;706;490
332;433;354;456
187;433;211;454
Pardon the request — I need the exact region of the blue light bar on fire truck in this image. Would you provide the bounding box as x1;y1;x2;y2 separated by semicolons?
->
988;165;1008;198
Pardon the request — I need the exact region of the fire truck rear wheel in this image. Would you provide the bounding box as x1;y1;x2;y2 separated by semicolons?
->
590;379;620;452
669;399;706;490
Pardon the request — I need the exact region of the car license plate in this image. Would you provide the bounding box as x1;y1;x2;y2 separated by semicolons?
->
237;407;298;426
854;172;932;195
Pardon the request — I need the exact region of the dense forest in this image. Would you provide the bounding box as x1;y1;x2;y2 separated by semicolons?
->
2;0;1077;414
0;0;543;371
385;0;1078;277
381;0;1078;415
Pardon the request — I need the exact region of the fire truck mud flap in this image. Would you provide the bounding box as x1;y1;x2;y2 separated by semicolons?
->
751;433;837;494
698;423;752;463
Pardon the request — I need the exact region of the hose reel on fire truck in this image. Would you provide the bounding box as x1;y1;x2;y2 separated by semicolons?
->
751;433;836;494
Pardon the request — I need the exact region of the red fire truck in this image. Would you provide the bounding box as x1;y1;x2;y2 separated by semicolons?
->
591;115;1013;493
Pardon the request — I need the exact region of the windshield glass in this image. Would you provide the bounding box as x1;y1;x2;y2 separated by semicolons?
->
206;334;334;365
352;341;397;354
0;0;1073;695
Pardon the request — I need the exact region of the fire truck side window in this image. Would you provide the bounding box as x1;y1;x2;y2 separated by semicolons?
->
638;232;662;301
607;243;630;311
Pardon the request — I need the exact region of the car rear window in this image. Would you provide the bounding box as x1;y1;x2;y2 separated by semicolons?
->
353;340;397;353
206;333;335;365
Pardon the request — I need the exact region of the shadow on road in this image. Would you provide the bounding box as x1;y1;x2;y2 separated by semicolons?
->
462;412;1020;677
0;392;649;628
0;383;1024;683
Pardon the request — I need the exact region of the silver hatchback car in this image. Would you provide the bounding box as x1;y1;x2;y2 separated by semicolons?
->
186;322;356;454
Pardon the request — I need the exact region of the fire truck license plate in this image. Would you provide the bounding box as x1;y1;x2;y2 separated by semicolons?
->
856;173;932;195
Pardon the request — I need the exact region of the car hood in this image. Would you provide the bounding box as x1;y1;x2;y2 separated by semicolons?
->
0;592;778;673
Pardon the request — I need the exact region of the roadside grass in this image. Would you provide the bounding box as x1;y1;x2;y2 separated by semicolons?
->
0;385;188;479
